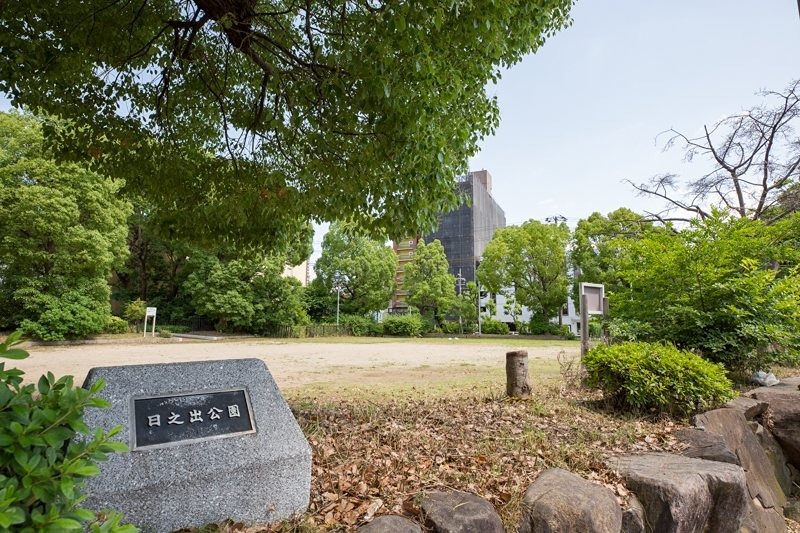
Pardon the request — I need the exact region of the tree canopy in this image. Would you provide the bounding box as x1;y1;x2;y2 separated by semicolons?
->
610;212;800;373
569;207;660;303
477;220;569;319
0;111;131;339
313;223;397;316
403;239;456;326
0;0;574;248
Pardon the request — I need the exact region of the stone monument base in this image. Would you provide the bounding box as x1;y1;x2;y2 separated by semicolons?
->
82;359;311;532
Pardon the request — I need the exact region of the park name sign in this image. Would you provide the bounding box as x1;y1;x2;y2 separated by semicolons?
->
81;359;311;532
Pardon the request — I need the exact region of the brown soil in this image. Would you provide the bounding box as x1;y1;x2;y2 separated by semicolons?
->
18;337;576;389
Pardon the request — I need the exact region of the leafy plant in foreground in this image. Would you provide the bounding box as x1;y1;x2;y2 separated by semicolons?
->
0;331;136;532
583;342;735;417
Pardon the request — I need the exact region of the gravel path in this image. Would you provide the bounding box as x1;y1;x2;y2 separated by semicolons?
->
17;338;576;389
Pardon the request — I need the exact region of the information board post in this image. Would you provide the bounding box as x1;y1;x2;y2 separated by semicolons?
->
580;294;589;359
144;307;157;337
579;283;605;359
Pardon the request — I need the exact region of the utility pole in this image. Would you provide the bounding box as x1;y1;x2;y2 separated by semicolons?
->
455;268;466;334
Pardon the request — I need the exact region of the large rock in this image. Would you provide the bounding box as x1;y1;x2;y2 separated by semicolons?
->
752;382;800;471
517;468;621;533
621;494;645;533
694;408;786;509
358;515;423;533
750;421;794;497
82;359;311;532
674;428;738;465
611;452;749;532
420;491;504;533
725;396;769;420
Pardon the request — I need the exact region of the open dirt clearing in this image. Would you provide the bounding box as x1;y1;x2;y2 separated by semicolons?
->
17;337;577;390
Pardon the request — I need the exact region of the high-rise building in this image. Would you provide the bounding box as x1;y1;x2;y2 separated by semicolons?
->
389;170;505;312
423;169;506;285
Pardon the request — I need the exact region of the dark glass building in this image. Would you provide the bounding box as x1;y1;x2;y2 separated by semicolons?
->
424;169;506;285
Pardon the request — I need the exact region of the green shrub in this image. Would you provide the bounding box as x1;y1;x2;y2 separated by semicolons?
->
123;300;146;326
527;316;565;336
155;325;190;334
557;325;577;340
0;331;135;532
18;288;108;341
528;316;554;335
382;314;425;336
583;341;735;417
367;322;384;337
339;315;377;337
480;318;509;335
440;321;463;334
104;316;129;334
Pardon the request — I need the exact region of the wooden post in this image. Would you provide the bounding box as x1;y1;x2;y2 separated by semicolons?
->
506;350;531;397
580;294;589;359
601;297;610;344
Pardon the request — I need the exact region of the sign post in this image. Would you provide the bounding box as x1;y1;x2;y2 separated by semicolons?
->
579;283;605;359
144;307;157;337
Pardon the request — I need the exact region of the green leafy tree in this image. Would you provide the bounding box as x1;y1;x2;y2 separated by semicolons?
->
313;223;397;316
182;252;308;333
0;0;573;247
569;208;660;303
477;220;569;320
612;212;800;373
403;239;457;327
0;112;131;340
451;281;479;333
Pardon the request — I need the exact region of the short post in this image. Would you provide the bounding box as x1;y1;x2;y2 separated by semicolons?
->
580;294;589;359
506;350;531;397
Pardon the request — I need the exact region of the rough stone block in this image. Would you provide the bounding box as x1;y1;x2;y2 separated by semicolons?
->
517;468;621;533
611;452;749;532
675;427;739;465
358;515;423;532
420;491;504;533
81;358;311;532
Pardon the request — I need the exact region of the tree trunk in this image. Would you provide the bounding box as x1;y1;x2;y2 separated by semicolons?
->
506;350;531;397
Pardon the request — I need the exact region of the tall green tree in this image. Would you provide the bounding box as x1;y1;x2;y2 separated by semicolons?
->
0;0;573;248
182;251;308;333
0;112;131;339
477;220;569;320
612;212;800;373
403;239;456;326
314;223;397;316
569;208;660;302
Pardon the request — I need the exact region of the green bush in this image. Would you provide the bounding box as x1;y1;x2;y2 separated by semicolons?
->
123;300;146;328
155;325;190;334
0;331;135;532
557;325;577;340
339;314;378;337
480;318;509;335
583;341;735;417
104;316;129;334
439;321;463;334
382;314;425;336
18;287;109;341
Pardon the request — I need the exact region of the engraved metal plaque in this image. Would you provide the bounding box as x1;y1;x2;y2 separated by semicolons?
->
131;388;256;450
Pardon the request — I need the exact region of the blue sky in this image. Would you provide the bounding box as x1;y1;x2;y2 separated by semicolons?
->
471;0;800;227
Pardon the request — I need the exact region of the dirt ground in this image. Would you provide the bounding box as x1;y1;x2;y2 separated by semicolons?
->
16;337;577;390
